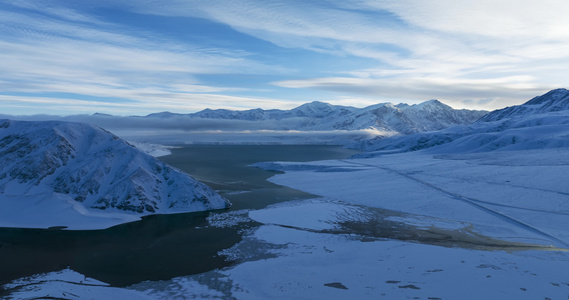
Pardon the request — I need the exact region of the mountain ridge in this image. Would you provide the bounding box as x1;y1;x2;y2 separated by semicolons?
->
145;99;488;135
477;88;569;122
353;89;569;156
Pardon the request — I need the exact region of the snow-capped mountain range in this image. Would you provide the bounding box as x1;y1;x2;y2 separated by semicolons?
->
0;120;229;229
0;99;487;146
147;99;487;135
355;88;569;155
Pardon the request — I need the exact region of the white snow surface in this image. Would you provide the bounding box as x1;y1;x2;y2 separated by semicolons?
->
260;149;569;247
0;119;229;229
137;225;569;300
249;199;371;231
3;269;154;300
129;141;174;157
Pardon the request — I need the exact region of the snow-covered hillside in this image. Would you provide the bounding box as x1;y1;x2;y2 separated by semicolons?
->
479;88;569;122
355;89;569;155
0;119;230;229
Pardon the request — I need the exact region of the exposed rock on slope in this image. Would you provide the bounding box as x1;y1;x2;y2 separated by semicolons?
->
0;119;230;217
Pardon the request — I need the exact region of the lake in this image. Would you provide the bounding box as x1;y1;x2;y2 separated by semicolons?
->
0;145;359;287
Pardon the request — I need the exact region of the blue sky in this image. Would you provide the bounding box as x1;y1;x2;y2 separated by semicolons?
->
0;0;567;115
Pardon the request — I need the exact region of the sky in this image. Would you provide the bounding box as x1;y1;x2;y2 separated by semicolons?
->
0;0;568;116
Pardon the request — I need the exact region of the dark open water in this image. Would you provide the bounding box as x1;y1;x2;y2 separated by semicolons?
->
0;145;359;287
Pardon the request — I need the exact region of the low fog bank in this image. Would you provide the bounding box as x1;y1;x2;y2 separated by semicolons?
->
0;113;296;131
0;114;390;146
118;129;387;146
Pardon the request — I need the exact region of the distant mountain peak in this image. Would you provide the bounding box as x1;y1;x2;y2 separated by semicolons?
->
146;111;181;118
293;101;337;111
410;99;448;109
424;99;443;104
525;88;569;106
92;113;113;117
292;101;337;117
302;100;327;105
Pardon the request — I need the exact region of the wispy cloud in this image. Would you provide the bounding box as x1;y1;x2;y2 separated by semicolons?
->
0;112;389;145
0;1;292;114
273;76;550;109
0;93;294;115
0;0;567;114
118;0;568;108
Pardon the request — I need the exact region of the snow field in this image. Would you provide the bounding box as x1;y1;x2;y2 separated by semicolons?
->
261;150;569;247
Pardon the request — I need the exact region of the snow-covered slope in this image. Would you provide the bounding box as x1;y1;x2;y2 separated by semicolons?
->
478;88;569;122
184;100;487;134
0;119;230;229
355;89;569;155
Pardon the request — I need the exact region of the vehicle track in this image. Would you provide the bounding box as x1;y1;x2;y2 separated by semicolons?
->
416;172;569;197
340;159;569;247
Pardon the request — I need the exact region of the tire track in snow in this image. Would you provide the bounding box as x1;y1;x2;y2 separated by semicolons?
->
399;172;569;216
340;159;569;248
417;172;569;198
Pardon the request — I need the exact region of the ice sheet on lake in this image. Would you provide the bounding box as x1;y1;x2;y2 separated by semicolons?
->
249;199;371;231
131;223;569;300
2;269;153;300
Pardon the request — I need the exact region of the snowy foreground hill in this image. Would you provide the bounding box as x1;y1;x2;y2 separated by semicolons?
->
0;119;230;229
4;90;569;299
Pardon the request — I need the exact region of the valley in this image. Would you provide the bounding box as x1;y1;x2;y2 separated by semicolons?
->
2;89;569;299
2;2;568;298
